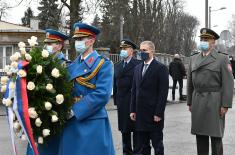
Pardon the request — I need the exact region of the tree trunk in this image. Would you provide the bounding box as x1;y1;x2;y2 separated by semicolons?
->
69;0;82;60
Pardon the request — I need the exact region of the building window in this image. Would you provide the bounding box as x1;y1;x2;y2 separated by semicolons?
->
0;45;13;70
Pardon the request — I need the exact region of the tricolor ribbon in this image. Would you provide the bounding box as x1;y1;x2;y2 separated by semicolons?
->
4;81;17;155
15;60;39;155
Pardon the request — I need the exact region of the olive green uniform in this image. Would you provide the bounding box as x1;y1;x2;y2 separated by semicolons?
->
187;49;234;137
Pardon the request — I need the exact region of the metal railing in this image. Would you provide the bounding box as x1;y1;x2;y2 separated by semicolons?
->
108;53;189;67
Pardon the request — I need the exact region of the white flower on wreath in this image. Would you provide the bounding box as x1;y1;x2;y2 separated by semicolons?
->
42;49;49;58
9;81;15;90
4;65;11;72
10;53;20;62
42;129;50;137
44;102;52;110
35;118;42;127
51;68;60;78
11;61;18;68
28;36;38;47
28;107;38;119
51;115;59;123
18;69;27;77
27;81;35;91
18;42;26;48
56;94;64;104
4;98;12;107
15;52;21;57
1;85;7;93
0;76;9;85
36;65;43;74
13;121;21;131
46;83;53;91
25;53;32;61
38;136;44;144
20;48;27;55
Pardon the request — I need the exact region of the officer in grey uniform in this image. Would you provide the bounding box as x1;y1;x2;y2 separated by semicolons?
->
187;28;234;155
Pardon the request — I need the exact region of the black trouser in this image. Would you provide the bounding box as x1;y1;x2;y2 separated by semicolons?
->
172;79;183;99
122;131;137;155
196;135;223;155
135;131;164;155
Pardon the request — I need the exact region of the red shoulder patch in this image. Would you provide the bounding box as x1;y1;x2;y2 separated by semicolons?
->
87;57;94;64
227;64;232;72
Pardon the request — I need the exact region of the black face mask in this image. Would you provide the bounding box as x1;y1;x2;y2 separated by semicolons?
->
140;52;149;61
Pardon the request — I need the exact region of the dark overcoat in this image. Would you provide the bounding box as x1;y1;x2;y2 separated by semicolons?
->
169;58;186;80
113;58;141;132
131;59;169;131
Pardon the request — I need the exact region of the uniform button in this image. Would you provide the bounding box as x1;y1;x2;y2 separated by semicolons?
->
84;69;87;72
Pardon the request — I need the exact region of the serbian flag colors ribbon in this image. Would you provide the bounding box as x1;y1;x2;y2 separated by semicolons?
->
16;60;39;155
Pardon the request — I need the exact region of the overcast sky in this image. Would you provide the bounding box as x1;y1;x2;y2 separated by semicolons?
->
3;0;235;42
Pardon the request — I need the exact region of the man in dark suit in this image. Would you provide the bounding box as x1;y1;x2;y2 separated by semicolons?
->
113;39;141;155
130;41;169;155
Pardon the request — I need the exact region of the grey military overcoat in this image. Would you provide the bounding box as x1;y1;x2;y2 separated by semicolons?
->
187;49;234;137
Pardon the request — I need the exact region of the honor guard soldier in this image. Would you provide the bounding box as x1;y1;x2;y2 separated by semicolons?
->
187;28;234;155
59;23;115;155
113;39;142;155
44;29;70;62
26;29;69;155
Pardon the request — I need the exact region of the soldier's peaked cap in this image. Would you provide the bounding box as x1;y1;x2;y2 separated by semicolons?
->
73;22;100;38
199;28;220;40
44;29;69;43
120;39;138;49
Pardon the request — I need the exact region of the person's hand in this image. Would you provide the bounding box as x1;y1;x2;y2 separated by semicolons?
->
220;107;228;118
154;115;162;123
188;105;192;112
130;113;136;121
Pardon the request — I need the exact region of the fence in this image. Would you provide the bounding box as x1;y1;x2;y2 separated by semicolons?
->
108;53;189;67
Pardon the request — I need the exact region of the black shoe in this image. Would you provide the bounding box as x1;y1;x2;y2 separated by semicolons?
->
179;96;186;101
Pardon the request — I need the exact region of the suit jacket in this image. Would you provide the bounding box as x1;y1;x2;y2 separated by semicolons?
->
113;58;141;132
131;59;169;131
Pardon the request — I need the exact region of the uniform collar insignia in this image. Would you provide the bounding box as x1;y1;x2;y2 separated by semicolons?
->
84;50;99;68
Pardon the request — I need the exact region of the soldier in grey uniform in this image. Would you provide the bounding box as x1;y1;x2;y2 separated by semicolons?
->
187;28;234;155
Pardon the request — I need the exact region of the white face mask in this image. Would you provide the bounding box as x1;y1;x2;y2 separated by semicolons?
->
46;45;54;54
75;40;88;54
119;50;129;59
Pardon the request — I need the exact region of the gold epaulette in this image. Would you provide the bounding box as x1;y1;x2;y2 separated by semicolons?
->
76;58;105;89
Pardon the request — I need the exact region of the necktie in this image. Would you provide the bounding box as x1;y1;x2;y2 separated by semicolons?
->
123;62;127;68
142;64;149;76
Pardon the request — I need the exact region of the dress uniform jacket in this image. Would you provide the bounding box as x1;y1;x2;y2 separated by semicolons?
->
113;58;141;132
59;50;115;155
187;49;234;137
131;59;169;131
26;52;67;155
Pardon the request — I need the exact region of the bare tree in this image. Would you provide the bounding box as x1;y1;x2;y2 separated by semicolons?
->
0;0;32;20
229;15;235;43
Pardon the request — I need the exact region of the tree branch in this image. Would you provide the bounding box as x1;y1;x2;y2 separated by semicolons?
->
61;0;71;10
